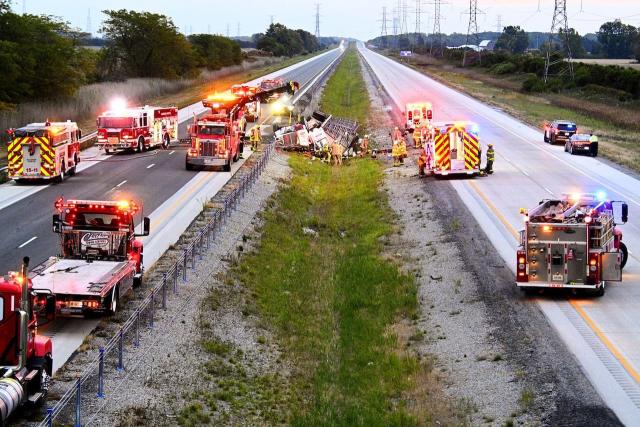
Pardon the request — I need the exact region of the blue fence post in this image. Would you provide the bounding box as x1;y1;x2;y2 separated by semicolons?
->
162;273;167;309
46;408;53;427
74;379;81;427
182;249;188;282
117;329;124;372
97;347;105;398
149;292;155;328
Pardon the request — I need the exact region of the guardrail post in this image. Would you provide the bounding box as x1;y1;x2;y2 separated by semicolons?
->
134;311;140;347
173;268;178;294
191;246;196;268
149;292;155;328
97;347;105;398
162;273;167;309
117;329;124;372
46;408;53;427
183;249;188;281
74;379;81;427
198;235;204;259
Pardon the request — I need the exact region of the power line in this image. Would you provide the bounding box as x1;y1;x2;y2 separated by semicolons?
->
544;0;574;82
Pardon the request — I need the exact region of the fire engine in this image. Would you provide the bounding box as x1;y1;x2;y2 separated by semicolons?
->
0;257;52;425
187;80;299;171
517;193;629;296
30;198;150;317
404;102;433;133
422;121;481;176
97;105;178;154
6;121;81;183
259;78;286;101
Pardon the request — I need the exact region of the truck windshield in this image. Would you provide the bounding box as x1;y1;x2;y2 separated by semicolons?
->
198;126;225;136
13;129;48;138
557;123;575;131
98;117;134;128
73;213;122;230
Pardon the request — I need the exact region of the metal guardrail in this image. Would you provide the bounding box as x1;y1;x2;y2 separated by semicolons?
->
36;144;275;427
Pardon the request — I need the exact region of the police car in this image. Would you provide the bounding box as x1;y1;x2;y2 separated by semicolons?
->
543;120;577;144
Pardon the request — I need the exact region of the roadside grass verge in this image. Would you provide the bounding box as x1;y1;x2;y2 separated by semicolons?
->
393;53;640;173
320;47;370;127
237;156;424;425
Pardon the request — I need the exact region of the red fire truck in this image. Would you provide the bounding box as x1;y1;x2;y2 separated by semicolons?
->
0;257;52;425
6;121;81;183
423;121;481;177
97;105;178;154
404;102;433;133
31;198;150;317
517;193;628;296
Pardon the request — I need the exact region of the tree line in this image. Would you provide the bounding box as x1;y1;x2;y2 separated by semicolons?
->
0;3;321;107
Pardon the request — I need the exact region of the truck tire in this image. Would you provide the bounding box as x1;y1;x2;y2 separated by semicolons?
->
107;285;120;315
186;157;195;171
223;159;231;172
233;148;239;162
594;283;605;297
137;137;145;153
621;242;628;270
57;162;66;183
544;132;549;143
69;154;78;176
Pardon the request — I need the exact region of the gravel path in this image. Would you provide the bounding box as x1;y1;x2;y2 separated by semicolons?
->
360;52;621;426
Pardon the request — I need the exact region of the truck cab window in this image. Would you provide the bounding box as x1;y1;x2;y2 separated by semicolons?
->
0;296;4;322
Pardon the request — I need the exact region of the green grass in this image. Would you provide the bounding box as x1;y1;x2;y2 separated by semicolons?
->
319;47;370;128
235;156;419;426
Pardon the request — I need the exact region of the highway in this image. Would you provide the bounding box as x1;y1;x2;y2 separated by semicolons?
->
0;47;343;274
359;43;640;426
1;46;343;373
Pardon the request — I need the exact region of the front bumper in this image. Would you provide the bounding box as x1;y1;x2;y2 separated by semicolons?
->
516;281;599;289
98;139;136;151
186;156;229;167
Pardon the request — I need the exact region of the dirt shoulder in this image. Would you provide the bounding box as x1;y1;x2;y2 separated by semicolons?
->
361;51;622;426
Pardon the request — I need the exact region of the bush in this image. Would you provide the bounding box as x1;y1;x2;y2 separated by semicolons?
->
522;75;546;93
581;84;632;102
491;62;517;75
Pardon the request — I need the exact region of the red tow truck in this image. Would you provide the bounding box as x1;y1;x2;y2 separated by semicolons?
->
31;198;150;317
0;257;52;425
97;104;178;154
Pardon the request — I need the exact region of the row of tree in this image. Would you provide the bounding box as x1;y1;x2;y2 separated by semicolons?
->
1;5;323;106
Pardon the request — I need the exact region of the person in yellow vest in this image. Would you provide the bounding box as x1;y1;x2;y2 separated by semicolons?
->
420;125;430;146
250;125;261;151
320;143;331;163
398;137;407;164
361;134;369;157
331;141;344;166
413;126;422;148
484;144;495;175
418;149;428;176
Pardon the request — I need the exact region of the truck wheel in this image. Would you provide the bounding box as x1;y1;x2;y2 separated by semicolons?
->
137;137;145;153
621;242;628;270
186;157;195;171
107;286;120;315
223;161;231;172
233;149;239;162
544;132;549;143
594;283;605;297
57;162;66;183
69;154;78;176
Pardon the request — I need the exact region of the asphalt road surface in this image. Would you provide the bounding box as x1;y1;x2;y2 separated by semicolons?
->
359;43;640;426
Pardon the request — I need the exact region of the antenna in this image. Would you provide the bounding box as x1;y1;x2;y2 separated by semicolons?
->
544;0;574;82
315;3;321;38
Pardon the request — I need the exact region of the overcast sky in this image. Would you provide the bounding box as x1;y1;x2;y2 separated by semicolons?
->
13;0;640;40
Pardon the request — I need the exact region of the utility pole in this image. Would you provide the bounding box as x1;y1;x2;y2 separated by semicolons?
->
537;0;541;13
314;3;321;38
496;14;502;33
544;0;574;82
414;0;426;45
86;8;92;36
269;15;275;26
207;24;211;34
430;0;442;53
226;23;230;38
237;22;240;38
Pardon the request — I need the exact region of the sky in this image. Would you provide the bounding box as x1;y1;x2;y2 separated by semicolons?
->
12;0;640;41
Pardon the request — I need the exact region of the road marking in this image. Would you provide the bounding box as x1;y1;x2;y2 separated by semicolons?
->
146;164;155;169
544;187;554;195
468;181;519;239
116;180;127;188
570;300;640;384
18;236;38;248
169;150;175;155
521;170;529;177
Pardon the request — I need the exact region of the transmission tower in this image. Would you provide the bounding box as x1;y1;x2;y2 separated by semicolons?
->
237;22;240;38
269;15;275;25
430;0;442;53
466;0;479;46
86;8;92;36
496;14;502;33
226;23;230;38
544;0;574;82
401;0;409;35
314;3;321;38
379;6;390;38
414;0;426;44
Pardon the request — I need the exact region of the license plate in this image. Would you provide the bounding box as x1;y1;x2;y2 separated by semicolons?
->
583;147;589;150
204;159;217;165
68;301;83;308
552;274;563;281
107;137;119;145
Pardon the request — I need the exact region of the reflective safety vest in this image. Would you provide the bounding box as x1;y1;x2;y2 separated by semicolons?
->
487;148;495;162
590;135;598;143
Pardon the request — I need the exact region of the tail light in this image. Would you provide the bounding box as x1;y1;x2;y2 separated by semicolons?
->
427;110;433;119
587;253;600;283
407;111;413;120
517;250;528;282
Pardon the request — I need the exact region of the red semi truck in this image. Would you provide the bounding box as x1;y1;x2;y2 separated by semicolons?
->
31;198;150;317
0;257;52;425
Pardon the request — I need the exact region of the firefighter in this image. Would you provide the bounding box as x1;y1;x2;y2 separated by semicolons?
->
331;141;343;166
589;132;599;156
320;143;331;163
418;149;427;176
250;125;261;151
361;134;369;157
484;143;495;175
412;126;422;148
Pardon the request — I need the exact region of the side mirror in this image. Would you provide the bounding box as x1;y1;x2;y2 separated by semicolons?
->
52;214;61;233
612;201;628;224
621;203;628;224
142;217;151;236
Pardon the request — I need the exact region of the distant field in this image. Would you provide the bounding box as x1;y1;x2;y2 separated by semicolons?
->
573;59;640;69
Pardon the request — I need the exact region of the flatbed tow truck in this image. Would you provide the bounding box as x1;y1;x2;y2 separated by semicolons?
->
31;198;150;317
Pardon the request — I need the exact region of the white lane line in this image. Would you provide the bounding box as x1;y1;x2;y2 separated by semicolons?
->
169;150;175;155
146;164;155;169
521;170;529;177
18;236;38;248
544;187;554;195
116;180;127;188
502;156;511;163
